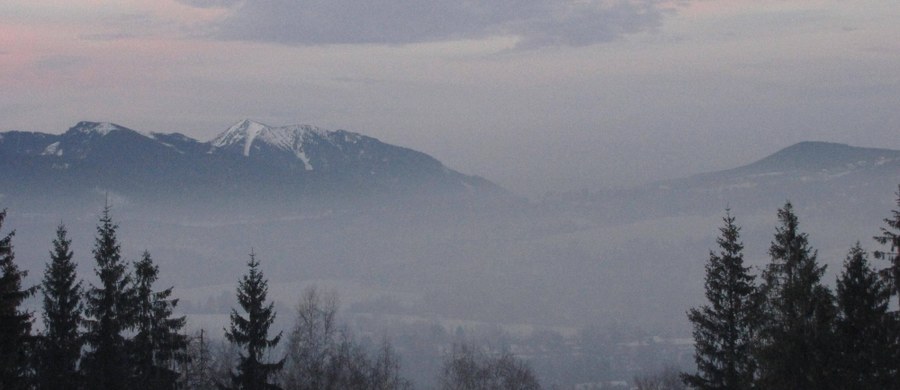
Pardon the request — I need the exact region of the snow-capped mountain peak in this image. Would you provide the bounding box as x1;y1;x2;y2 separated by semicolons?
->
211;119;270;156
66;121;130;137
209;120;335;170
0;120;506;204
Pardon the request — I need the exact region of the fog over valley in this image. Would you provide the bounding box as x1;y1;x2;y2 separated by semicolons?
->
3;1;900;388
2;120;899;387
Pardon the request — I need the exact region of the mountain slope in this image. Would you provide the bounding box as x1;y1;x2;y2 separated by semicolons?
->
545;141;900;225
704;141;900;179
0;120;505;213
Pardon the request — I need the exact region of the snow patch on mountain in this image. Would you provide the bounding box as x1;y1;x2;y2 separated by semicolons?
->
210;119;269;157
96;123;119;135
296;149;312;171
875;156;898;166
209;120;342;170
242;122;266;157
41;141;63;156
72;122;122;136
155;140;185;154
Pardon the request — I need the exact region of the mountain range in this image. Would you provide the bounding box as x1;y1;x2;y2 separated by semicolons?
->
3;120;898;219
2;120;899;348
0;120;502;213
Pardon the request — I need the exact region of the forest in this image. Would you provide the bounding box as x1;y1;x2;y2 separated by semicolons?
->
0;204;539;390
678;189;900;390
1;185;899;390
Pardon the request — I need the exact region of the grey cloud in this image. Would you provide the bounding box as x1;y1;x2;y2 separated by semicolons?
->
78;32;139;41
176;0;241;8
202;0;671;48
33;55;87;72
511;1;668;48
75;13;168;41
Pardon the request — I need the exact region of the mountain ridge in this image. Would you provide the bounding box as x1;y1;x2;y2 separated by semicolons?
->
0;120;506;213
543;140;900;225
716;141;900;177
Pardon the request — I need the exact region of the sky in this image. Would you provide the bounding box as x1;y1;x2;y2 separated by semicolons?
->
2;0;899;197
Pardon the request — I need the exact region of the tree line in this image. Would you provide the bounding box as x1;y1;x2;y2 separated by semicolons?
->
683;185;900;390
0;205;540;390
0;205;191;390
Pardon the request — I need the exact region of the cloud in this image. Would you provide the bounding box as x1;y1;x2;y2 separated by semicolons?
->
63;12;162;41
78;32;139;41
195;0;672;48
176;0;241;8
32;55;87;72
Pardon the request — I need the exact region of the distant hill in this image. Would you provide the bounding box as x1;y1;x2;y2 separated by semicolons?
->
546;141;900;225
0;120;505;214
695;141;900;181
527;141;900;334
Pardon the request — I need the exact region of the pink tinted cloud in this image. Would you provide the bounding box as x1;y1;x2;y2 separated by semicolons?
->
0;0;225;90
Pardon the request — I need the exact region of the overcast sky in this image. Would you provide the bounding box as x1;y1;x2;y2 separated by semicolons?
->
2;1;899;196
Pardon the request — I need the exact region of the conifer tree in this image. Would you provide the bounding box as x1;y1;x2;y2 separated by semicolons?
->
0;209;37;390
225;250;284;390
755;202;837;390
682;211;757;390
82;205;136;390
872;185;900;388
36;224;84;390
834;243;893;389
874;185;900;308
132;251;188;390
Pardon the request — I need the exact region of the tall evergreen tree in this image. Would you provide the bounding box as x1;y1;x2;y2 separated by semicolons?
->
132;251;188;390
82;205;136;390
834;243;893;389
225;251;284;390
755;202;837;390
0;209;37;390
872;184;900;388
682;211;757;390
874;184;900;308
36;224;84;390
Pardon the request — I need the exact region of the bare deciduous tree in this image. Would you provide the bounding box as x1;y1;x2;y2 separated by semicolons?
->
634;367;686;390
438;343;541;390
282;286;410;390
282;286;339;390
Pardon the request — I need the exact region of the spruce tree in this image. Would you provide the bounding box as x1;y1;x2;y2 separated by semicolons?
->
834;243;893;389
225;251;284;390
755;202;837;390
0;209;37;390
874;184;900;308
36;224;84;390
132;251;188;390
682;211;757;390
82;205;136;390
872;185;900;389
